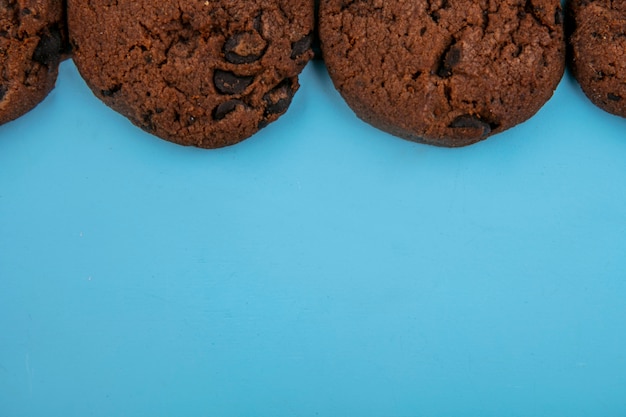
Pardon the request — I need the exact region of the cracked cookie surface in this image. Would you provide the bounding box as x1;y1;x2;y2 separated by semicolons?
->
319;0;565;147
568;0;626;117
68;0;314;148
1;0;65;125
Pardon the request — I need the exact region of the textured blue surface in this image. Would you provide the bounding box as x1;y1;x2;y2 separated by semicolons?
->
1;59;626;416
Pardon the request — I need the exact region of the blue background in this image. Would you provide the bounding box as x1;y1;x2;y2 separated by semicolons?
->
1;59;625;416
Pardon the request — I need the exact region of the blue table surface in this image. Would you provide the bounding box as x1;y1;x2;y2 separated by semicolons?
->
1;59;625;416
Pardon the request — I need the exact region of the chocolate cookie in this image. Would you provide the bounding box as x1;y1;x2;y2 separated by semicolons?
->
0;0;65;126
68;1;314;148
319;0;566;147
568;0;626;117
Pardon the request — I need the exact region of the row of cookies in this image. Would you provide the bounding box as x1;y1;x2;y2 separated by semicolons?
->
0;0;624;148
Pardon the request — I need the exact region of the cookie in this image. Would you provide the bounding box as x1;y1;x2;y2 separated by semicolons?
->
319;0;566;147
568;0;626;117
68;1;315;149
0;0;66;126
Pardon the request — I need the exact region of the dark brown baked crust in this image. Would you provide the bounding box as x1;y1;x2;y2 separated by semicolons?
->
568;0;626;117
0;0;65;125
68;1;314;148
319;0;566;147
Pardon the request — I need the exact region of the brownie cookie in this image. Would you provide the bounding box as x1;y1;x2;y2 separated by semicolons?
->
319;0;566;147
0;0;66;126
568;0;626;117
68;1;314;148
